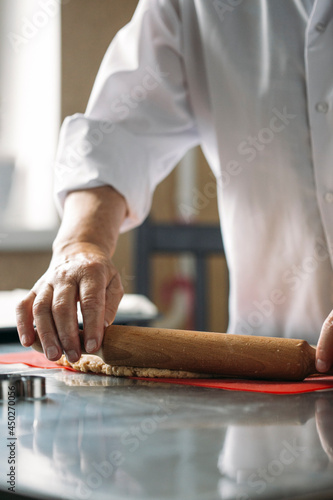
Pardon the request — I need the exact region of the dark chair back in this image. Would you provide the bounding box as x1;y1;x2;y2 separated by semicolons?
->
135;218;225;331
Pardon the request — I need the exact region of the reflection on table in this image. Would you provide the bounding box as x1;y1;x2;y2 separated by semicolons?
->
0;359;332;500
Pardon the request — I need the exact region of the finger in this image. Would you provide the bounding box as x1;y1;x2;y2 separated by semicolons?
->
52;283;81;363
316;311;333;373
79;266;106;353
104;272;124;326
16;290;37;346
33;284;62;361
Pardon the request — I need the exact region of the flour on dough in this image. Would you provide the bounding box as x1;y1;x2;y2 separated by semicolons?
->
56;354;211;378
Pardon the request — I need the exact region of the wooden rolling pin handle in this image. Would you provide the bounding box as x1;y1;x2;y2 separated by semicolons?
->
301;342;333;378
31;325;333;381
100;325;333;381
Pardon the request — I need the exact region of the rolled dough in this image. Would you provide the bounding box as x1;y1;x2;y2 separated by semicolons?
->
56;354;211;378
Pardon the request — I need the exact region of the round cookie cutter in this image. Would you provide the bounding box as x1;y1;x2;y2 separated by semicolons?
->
0;374;46;401
0;374;24;401
21;375;46;400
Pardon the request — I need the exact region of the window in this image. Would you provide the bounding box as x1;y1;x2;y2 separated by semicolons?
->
0;0;61;248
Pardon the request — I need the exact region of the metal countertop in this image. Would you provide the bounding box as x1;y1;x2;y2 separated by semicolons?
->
0;344;333;500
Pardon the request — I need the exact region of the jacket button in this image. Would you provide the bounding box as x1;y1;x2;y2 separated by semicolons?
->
315;102;329;113
315;23;326;32
324;192;333;204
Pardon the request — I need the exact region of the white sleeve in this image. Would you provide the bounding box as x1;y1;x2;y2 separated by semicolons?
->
54;0;199;232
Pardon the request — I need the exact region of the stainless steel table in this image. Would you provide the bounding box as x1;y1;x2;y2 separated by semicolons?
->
0;344;333;500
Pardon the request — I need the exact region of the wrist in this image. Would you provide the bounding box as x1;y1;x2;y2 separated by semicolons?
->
52;185;127;258
52;238;114;259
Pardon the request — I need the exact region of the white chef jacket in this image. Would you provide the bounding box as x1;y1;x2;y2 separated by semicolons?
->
54;0;333;344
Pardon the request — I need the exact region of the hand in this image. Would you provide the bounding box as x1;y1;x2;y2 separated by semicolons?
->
16;242;123;363
316;311;333;373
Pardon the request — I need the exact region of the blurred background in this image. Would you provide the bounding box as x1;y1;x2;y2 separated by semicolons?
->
0;0;229;333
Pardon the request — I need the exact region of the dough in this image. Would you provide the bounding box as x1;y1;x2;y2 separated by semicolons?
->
56;354;211;378
55;371;116;387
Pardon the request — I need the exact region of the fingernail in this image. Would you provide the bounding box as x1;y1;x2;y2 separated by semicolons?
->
86;339;97;353
66;350;79;363
316;359;329;373
46;346;59;360
104;321;109;328
21;334;29;346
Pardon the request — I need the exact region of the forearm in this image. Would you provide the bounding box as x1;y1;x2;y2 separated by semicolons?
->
16;184;128;362
53;185;128;257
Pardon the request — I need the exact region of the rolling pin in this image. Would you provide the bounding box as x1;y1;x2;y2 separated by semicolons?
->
32;325;333;381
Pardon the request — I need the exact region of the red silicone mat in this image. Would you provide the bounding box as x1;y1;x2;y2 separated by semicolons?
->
0;351;333;394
